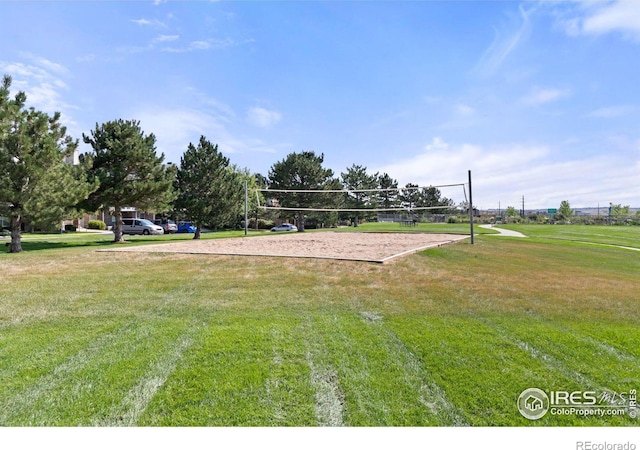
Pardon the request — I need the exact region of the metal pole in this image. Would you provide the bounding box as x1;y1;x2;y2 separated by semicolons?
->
244;179;248;236
468;170;474;245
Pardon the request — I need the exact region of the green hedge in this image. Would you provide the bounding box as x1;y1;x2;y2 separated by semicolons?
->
87;220;107;230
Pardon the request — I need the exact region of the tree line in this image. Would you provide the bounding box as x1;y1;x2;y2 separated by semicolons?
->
1;75;453;252
265;153;454;231
502;200;638;224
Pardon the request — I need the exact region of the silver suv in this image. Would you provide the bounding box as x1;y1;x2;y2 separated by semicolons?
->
153;219;178;234
121;218;164;235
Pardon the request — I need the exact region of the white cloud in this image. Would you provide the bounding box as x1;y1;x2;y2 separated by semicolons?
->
153;34;179;43
189;41;211;50
131;18;151;26
246;107;282;128
19;54;69;75
135;109;225;164
0;58;78;130
161;38;233;53
582;0;640;39
455;104;475;116
134;107;283;166
183;87;236;122
474;4;535;77
377;137;547;187
558;0;640;41
131;18;166;28
586;104;637;118
75;54;96;63
522;87;571;106
375;137;640;209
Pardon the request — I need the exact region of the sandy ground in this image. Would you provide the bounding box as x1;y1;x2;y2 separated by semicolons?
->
99;231;470;263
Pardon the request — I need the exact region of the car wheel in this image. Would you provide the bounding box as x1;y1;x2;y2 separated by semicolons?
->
143;229;150;235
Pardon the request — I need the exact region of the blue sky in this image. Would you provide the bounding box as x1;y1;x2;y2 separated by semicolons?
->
1;0;639;210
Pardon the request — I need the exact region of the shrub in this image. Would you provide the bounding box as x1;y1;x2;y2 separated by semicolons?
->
87;220;107;230
246;218;276;230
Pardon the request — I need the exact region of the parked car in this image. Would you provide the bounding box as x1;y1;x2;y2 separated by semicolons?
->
270;223;298;232
121;218;164;235
177;221;197;233
153;219;178;234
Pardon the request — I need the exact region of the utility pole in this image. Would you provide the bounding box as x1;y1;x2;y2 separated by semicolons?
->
468;170;474;245
244;179;248;236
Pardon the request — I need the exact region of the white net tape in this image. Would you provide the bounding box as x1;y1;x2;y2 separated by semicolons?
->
255;183;467;213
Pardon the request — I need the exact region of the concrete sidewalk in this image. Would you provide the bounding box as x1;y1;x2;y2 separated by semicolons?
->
479;224;527;238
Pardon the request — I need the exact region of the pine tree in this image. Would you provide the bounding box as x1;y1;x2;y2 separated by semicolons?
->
399;183;420;209
80;119;175;243
417;186;454;214
0;75;96;253
268;151;340;232
340;164;379;226
174;136;243;239
377;173;399;209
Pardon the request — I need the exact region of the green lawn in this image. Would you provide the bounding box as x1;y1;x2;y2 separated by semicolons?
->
497;223;640;248
0;224;638;426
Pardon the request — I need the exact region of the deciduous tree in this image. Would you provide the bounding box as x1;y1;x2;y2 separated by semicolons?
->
505;206;518;218
557;200;573;221
609;203;630;217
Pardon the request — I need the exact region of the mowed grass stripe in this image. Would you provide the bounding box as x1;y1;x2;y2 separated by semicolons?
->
305;337;345;427
0;319;119;397
142;310;469;426
500;225;640;249
391;314;639;426
303;313;458;426
0;318;195;426
357;311;467;425
0;319;144;425
483;316;638;426
486;317;640;395
95;320;205;426
386;315;574;426
139;315;317;426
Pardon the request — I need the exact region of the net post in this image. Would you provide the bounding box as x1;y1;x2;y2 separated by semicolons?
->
468;170;474;245
244;179;248;236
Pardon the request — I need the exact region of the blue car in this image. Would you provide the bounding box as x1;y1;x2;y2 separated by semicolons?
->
177;221;197;233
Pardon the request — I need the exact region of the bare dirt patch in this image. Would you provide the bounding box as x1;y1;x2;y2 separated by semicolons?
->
98;232;469;263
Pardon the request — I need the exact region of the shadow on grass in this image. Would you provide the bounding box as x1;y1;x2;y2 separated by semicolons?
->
1;231;245;253
2;238;116;252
